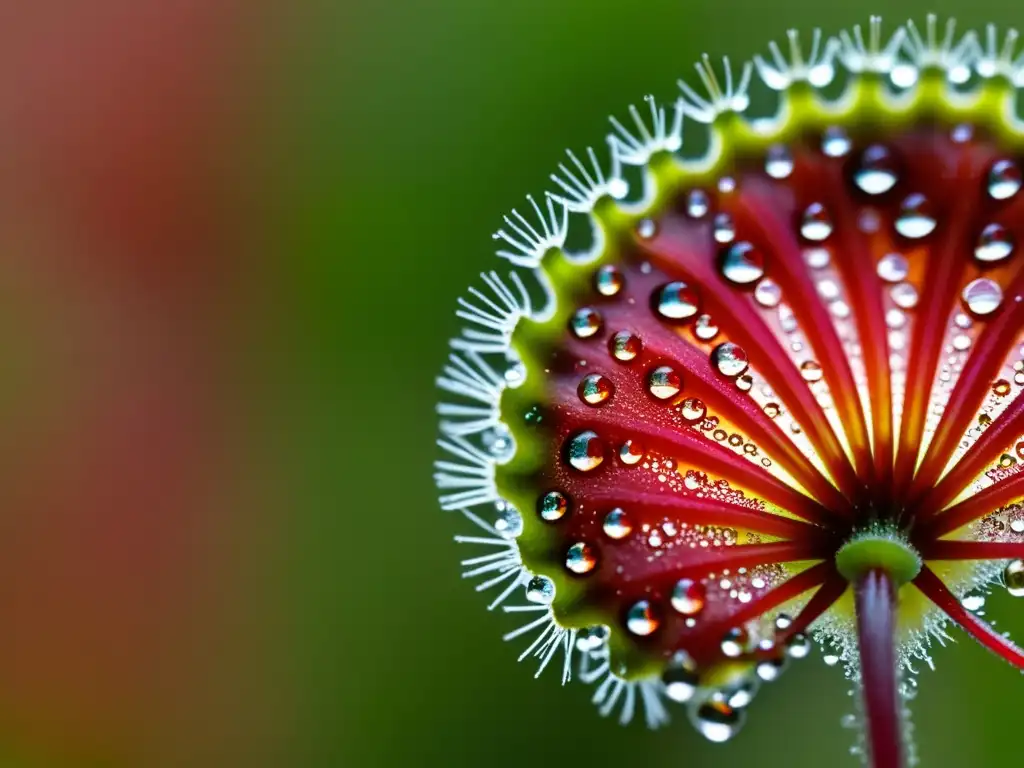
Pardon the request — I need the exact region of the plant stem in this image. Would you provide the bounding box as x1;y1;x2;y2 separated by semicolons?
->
854;569;903;768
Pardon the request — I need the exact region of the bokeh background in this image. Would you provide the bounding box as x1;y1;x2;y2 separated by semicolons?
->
1;0;1024;766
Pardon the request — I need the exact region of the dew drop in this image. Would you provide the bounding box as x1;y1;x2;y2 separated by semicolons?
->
680;397;707;423
763;402;781;419
805;247;830;269
594;264;625;296
655;282;701;321
1006;560;1024;597
975;223;1015;263
636;218;657;239
715;676;759;710
695;314;719;341
619;440;645;466
719;242;765;285
671;578;706;615
526;575;555;604
609;330;642;362
575;625;609;652
822;126;851;157
566;431;604;472
711;342;749;378
778;304;798;333
736;374;754;392
720;627;748;658
648;366;682;400
538;491;569;522
483;424;516;460
765;145;794;179
953;333;972;351
961;594;985;612
785;633;811;659
993;379;1012;397
817;279;840;300
988;159;1022;201
885;309;906;329
494;502;523;538
877;253;909;283
754;278;782;307
504;361;527;387
687;189;710;218
853;144;899;195
800;360;823;382
663;655;699;703
713;213;736;244
756;655;787;682
570;307;603;338
891;282;919;309
692;701;744;743
895;193;936;239
566;542;598;574
578;373;614;406
626;600;660;636
800;202;833;241
603;508;633;540
962;277;1004;316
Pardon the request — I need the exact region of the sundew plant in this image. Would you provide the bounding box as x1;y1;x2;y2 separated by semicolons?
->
434;16;1024;767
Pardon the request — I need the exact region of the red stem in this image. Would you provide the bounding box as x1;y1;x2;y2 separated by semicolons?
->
913;566;1024;669
854;569;903;768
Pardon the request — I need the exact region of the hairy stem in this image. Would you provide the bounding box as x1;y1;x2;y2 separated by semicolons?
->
854;569;903;768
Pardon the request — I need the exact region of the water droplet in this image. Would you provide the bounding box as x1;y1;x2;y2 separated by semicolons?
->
695;314;719;341
538;491;569;522
817;279;840;300
575;625;610;652
494;502;523;538
693;701;744;743
636;218;657;239
578;373;614;406
526;575;555;604
854;144;898;195
570;307;603;338
648;366;682;400
504;361;527;387
715;676;759;710
711;342;749;377
566;542;598;574
720;627;748;658
805;247;830;268
713;213;736;244
663;655;699;702
718;176;736;194
778;304;798;333
719;242;765;285
891;282;919;309
895;193;936;239
671;578;706;615
736;374;754;392
566;431;604;472
785;633;811;659
603;508;633;540
595;264;625;296
800;202;833;241
988;159;1022;200
800;360;823;382
822;126;851;157
754;278;782;307
619;440;645;466
993;379;1012;397
877;253;909;282
961;594;986;612
774;613;793;631
765;145;794;179
830;300;850;318
962;277;1004;316
483;424;516;460
687;189;710;218
975;223;1015;263
953;333;972;351
823;653;840;667
680;397;707;422
625;600;660;636
655;282;701;321
609;330;642;362
1006;560;1024;597
763;402;781;419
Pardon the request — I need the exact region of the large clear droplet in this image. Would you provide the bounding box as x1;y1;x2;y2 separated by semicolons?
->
662;654;699;703
877;253;909;282
854;144;898;195
566;431;605;472
538;491;569;522
1005;559;1024;597
719;242;765;285
626;600;660;636
785;633;811;659
765;145;794;179
680;397;707;423
800;202;833;241
648;366;682;400
988;159;1022;201
566;542;598;574
570;307;603;338
578;373;614;406
526;575;555;604
619;440;645;466
695;314;719;341
895;193;936;239
962;277;1004;316
609;330;642;362
975;223;1015;263
711;342;750;378
594;264;625;296
692;701;744;743
671;578;706;615
602;508;633;540
655;282;701;321
800;360;823;382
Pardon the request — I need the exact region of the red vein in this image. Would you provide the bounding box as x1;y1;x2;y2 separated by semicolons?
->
921;539;1024;561
914;566;1024;669
652;540;825;586
919;471;1024;540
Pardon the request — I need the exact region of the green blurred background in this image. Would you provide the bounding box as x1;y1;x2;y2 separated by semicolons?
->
3;1;1024;766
